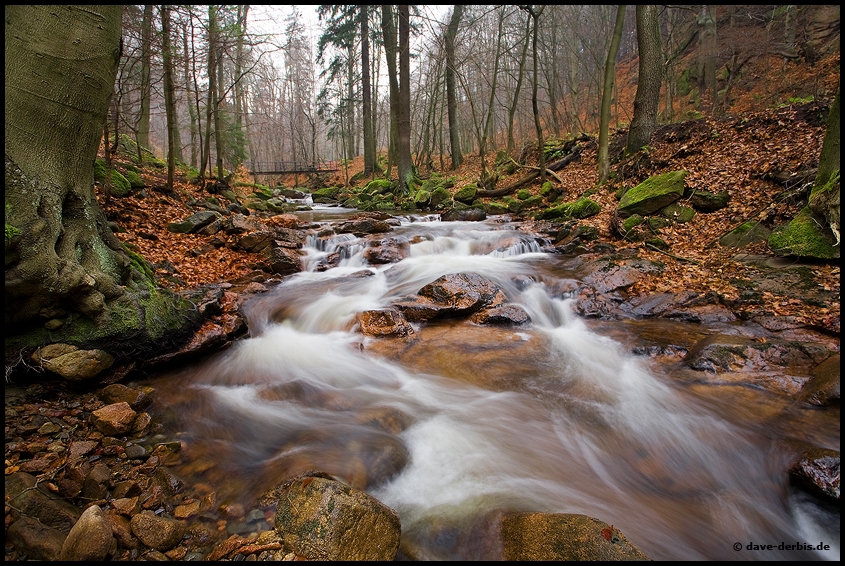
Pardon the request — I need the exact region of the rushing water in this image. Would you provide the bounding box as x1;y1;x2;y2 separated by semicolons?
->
150;210;839;561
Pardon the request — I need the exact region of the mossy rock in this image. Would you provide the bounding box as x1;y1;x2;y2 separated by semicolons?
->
122;170;144;189
507;199;523;214
647;217;671;231
453;185;478;204
534;203;572;220
646;237;669;250
516;189;531;200
569;198;601;219
768;207;839;259
618;170;687;217
660;203;695;223
93;159;106;182
486;202;509;215
343;197;360;208
539;182;553;197
109;170;131;197
245;199;268;212
413;190;431;206
520;195;544;210
364;179;393;195
430;187;452;208
622;214;644;232
312;187;338;198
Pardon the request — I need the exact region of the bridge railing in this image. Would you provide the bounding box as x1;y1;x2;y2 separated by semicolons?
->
247;160;339;173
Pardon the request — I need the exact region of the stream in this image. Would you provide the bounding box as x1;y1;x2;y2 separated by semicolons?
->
148;208;839;560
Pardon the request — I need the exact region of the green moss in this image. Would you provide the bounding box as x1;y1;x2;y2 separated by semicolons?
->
93;159;107;182
453;185;478;204
109;170;131;197
430;187;452;208
768;207;839;258
123;169;144;189
540;182;553;196
520;195;544;209
622;214;644;232
618;170;687;216
516;189;531;200
486;202;509;215
568;198;601;219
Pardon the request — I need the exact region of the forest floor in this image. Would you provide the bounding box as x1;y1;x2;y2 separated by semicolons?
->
97;54;840;335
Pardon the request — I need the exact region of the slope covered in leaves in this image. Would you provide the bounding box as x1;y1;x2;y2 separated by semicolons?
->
96;53;839;335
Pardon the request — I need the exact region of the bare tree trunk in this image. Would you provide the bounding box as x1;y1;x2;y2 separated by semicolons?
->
698;5;718;114
361;5;376;175
183;19;199;169
215;39;225;182
234;4;249;165
445;5;463;169
625;5;662;155
381;4;400;174
137;4;153;163
200;5;217;182
521;5;546;183
508;15;531;154
598;5;626;183
161;4;177;189
397;5;413;194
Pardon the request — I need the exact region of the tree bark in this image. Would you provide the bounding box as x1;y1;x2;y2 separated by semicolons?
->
445;5;464;169
507;14;531;154
361;5;376;175
397;5;413;195
381;5;400;172
625;5;662;156
137;4;153;162
5;5;198;366
809;89;840;243
597;5;626;183
161;5;177;189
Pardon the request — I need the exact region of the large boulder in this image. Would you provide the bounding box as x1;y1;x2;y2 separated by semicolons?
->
273;471;401;560
418;272;502;316
618;170;687;217
768;207;839;259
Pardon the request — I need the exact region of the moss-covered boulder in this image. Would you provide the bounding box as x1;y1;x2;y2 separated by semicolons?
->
516;189;532;200
123;169;144;189
486;201;509;215
688;189;730;212
520;195;545;210
660;203;695;223
363;179;393;195
569;198;601;219
618;170;687;217
768;207;840;259
430;187;452;208
453;185;478;204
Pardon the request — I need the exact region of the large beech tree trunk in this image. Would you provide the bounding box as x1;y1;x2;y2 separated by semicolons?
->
5;5;198;368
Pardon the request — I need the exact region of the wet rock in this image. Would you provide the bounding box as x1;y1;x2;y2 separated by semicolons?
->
273;470;401;560
789;448;840;501
336;218;393;236
6;515;67;561
471;304;531;325
82;462;112;501
358;308;416;337
32;344;115;381
581;257;663;294
688;188;730;212
795;354;840;406
501;512;650;561
99;383;151;412
6;472;82;534
59;504;116;561
391;295;447;321
418;272;501;316
263;244;303;276
441;207;487;221
130;510;187;551
90;402;137;436
364;237;409;264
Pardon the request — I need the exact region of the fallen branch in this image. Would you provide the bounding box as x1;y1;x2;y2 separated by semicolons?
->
476;146;582;198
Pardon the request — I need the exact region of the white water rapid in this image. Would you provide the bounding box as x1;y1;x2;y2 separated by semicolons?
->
151;212;839;561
